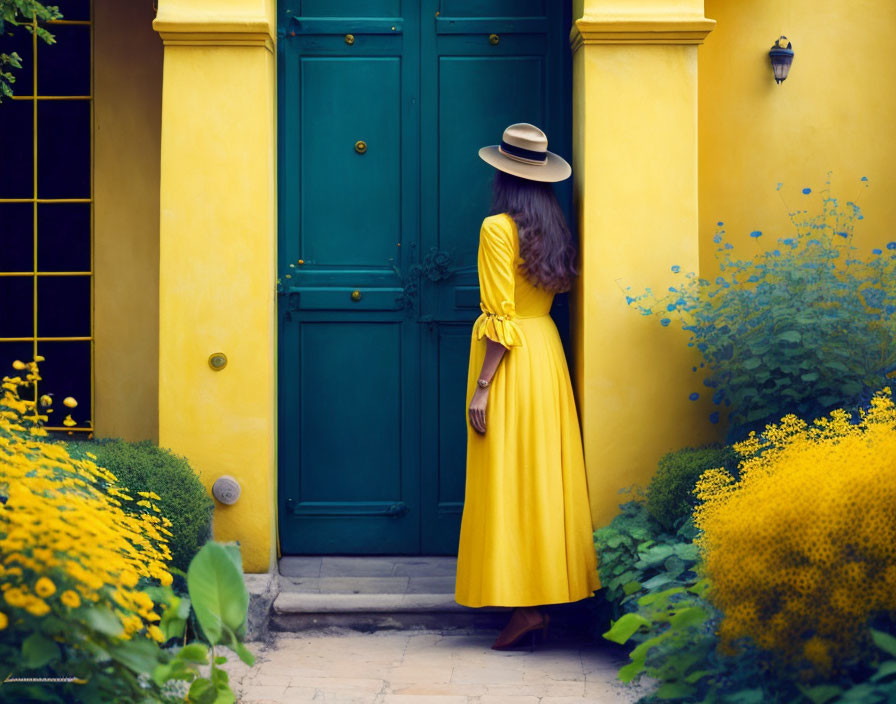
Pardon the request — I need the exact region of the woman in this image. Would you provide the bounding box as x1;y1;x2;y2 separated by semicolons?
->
454;123;602;650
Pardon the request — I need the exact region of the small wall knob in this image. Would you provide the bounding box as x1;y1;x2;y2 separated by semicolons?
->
351;289;362;301
345;33;355;44
489;33;499;45
212;475;241;505
208;352;227;370
354;140;367;154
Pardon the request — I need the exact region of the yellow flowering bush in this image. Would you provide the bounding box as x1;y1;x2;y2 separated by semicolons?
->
0;357;176;698
694;388;896;679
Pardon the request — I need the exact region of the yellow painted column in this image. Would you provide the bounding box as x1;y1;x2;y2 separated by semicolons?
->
570;1;717;529
153;0;277;573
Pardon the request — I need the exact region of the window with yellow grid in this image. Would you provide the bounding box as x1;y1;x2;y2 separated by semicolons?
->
0;0;93;436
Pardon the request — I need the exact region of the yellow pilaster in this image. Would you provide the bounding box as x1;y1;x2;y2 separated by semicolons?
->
570;1;717;529
153;0;277;573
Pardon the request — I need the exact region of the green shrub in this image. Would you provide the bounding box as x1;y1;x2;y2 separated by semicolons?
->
65;438;214;579
594;492;701;621
645;444;740;532
625;175;895;440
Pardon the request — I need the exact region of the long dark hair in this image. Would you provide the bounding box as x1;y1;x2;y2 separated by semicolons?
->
488;169;579;293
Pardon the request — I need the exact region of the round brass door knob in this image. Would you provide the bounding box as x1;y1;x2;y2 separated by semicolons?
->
355;140;367;154
345;33;355;44
489;33;500;45
351;290;362;301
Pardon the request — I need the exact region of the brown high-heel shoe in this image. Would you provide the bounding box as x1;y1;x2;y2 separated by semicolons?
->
521;612;550;652
491;608;549;650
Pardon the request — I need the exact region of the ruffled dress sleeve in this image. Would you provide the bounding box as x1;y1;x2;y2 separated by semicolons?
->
473;215;524;349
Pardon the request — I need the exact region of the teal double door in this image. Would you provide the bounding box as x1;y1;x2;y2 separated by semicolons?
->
277;0;572;555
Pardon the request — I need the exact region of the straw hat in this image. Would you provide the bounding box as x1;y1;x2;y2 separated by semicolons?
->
478;123;571;183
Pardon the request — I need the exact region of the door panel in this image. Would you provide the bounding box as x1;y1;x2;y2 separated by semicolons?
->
278;1;420;555
299;323;402;502
300;57;402;266
278;0;571;555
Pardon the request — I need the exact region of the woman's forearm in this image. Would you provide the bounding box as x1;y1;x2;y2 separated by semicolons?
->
478;338;509;383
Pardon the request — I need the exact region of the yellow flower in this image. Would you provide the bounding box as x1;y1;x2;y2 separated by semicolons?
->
34;577;56;597
39;394;52;407
25;599;51;617
3;588;27;608
147;625;165;642
0;612;7;629
695;388;896;678
60;590;81;608
62;415;76;427
0;357;171;649
158;571;173;587
12;360;26;370
63;396;78;408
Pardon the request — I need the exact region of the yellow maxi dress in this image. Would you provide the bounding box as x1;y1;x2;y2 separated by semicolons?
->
454;212;602;608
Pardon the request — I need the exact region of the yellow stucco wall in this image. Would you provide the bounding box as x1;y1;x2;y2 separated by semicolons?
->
93;0;162;443
699;0;896;275
571;1;719;531
154;0;278;573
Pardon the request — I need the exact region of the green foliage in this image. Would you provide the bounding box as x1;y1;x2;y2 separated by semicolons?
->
597;489;896;702
603;579;796;704
1;541;254;703
0;1;62;100
149;541;256;704
645;444;740;532
65;437;215;580
625;175;895;440
596;497;790;703
797;626;896;704
593;494;701;621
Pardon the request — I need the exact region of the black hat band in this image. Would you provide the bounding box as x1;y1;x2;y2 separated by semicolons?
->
499;140;548;164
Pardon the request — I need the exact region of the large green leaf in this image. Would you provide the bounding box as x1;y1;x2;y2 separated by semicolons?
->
798;684;843;704
871;629;896;658
159;593;192;641
84;605;125;637
777;330;801;343
224;626;256;666
870;660;896;682
669;606;708;629
187;541;250;644
107;637;160;673
21;633;60;669
603;613;650;645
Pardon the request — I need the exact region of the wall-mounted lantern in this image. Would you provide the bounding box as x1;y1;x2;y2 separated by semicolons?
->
769;36;794;84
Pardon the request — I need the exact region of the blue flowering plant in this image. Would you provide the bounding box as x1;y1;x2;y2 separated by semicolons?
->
626;175;896;439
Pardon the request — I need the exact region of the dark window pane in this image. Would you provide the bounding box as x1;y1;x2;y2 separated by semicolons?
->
37;203;89;271
37;275;89;337
0;341;37;401
1;23;35;96
54;0;90;22
36;339;91;427
37;100;90;198
0;276;34;337
0;100;34;198
0;203;34;272
37;25;90;96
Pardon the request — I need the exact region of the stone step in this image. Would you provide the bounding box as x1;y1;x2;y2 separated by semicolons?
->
272;556;510;632
246;557;602;639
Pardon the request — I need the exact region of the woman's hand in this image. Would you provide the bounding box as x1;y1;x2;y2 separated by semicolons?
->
469;387;489;434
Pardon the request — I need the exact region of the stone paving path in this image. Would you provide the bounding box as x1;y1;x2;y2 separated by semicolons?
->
222;628;655;704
